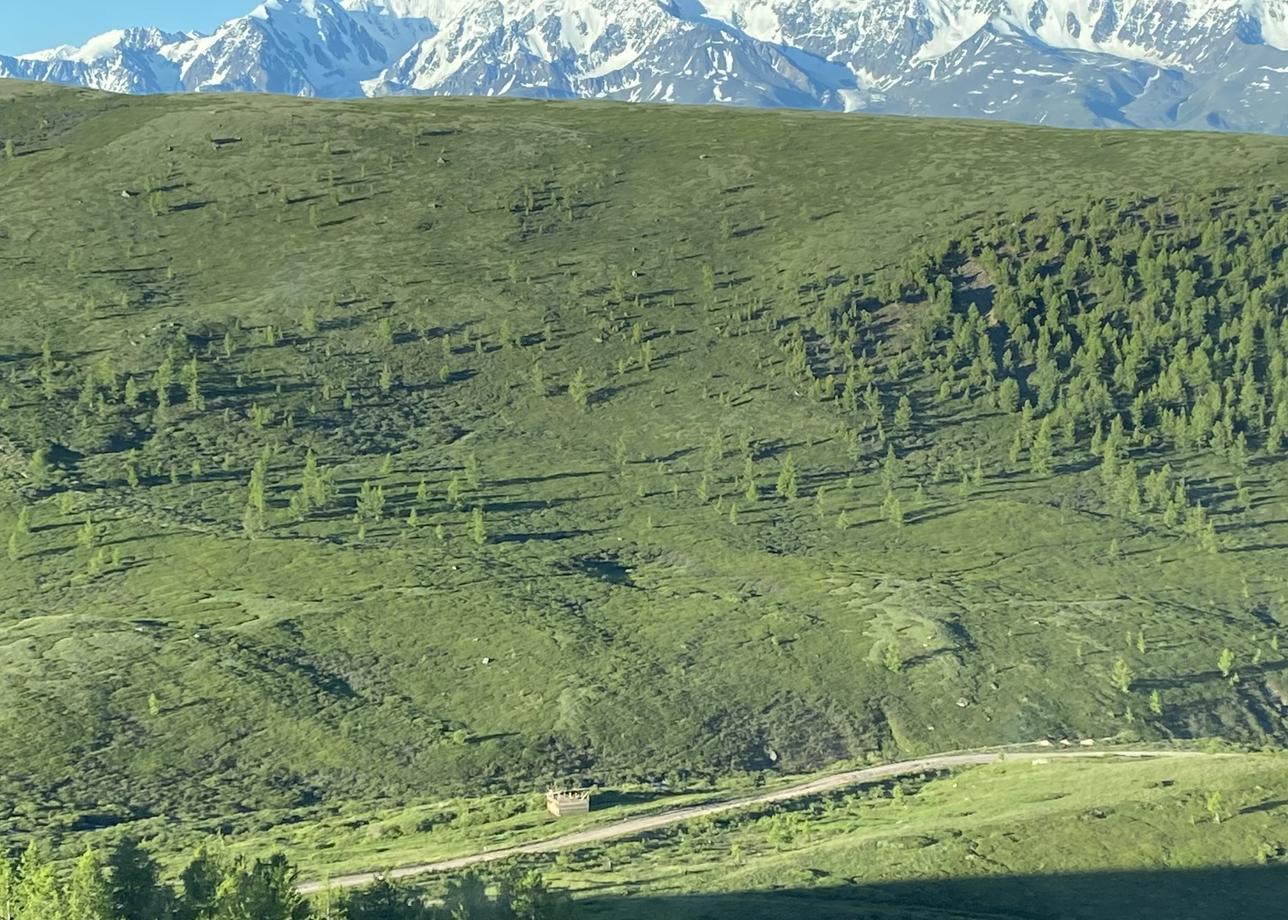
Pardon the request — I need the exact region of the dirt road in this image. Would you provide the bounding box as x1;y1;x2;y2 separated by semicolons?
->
297;747;1207;894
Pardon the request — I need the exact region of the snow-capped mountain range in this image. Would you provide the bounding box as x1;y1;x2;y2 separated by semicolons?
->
3;0;1287;132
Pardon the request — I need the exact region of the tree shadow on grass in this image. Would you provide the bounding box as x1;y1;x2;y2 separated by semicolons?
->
576;865;1288;919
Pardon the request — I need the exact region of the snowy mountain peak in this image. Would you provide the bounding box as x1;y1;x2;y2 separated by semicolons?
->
2;0;1287;132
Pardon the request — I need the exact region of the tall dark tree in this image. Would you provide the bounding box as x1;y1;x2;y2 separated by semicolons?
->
340;878;427;920
106;838;170;920
211;854;307;920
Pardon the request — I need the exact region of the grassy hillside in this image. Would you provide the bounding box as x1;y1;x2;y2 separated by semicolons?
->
1;78;1287;863
555;753;1288;919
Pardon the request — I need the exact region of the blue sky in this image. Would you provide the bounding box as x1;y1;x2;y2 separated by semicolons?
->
3;1;250;54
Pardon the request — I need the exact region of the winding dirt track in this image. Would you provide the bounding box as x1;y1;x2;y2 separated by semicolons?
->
297;747;1209;894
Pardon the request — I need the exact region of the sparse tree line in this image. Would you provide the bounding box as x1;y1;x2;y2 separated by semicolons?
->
0;839;571;920
3;183;1285;555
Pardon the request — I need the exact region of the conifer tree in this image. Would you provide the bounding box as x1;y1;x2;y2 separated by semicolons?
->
15;843;63;920
211;854;307;920
568;368;589;410
1111;657;1132;693
894;394;913;433
775;452;798;501
26;448;50;488
340;878;427;920
153;355;174;412
177;844;225;920
355;481;386;523
247;456;268;515
181;356;203;409
106;838;169;920
66;849;114;920
882;490;904;527
0;853;14;920
1030;416;1054;477
499;867;574;920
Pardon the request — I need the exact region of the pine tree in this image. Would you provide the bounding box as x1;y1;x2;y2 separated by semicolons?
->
153;355;173;411
499;867;573;920
355;481;386;523
15;843;63;920
894;394;913;433
0;853;14;920
775;452;798;501
26;448;50;488
1206;791;1223;824
880;445;901;493
241;503;264;538
882;491;905;527
247;456;268;515
442;871;494;920
1111;657;1132;693
106;838;169;920
178;843;226;920
997;377;1021;413
1030;416;1054;477
210;854;307;920
76;516;95;548
568;368;590;410
182;356;203;409
66;849;114;920
340;878;426;920
470;506;487;545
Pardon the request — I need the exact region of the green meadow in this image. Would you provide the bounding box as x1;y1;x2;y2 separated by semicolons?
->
1;78;1287;912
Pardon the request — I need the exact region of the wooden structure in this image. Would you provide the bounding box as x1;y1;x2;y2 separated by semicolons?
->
546;788;592;817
